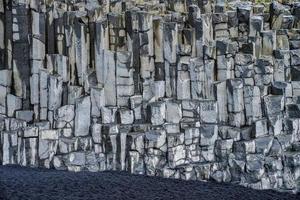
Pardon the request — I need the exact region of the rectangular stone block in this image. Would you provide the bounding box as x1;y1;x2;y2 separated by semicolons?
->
165;100;182;124
74;96;91;137
148;102;166;126
40;130;59;140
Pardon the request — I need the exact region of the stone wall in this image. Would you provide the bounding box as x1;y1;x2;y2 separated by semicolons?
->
0;0;300;193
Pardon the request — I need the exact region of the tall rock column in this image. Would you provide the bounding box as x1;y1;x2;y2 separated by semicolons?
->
0;0;4;69
164;22;178;98
227;79;245;128
153;17;165;99
30;10;46;121
12;5;31;108
138;11;154;102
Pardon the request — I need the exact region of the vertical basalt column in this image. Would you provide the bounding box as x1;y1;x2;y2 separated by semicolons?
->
227;79;245;128
274;49;290;82
46;4;55;54
127;131;145;175
138;11;155;101
214;81;228;123
202;13;213;54
74;17;88;86
0;0;5;69
48;74;63;127
227;10;238;39
46;54;69;82
46;54;69;106
94;19;109;87
188;4;201;27
74;96;91;137
125;9;141;94
189;58;204;99
17;127;38;167
138;11;154;79
54;11;65;55
163;22;178;98
194;17;203;59
30;10;46;121
1;131;18;165
103;124;120;170
108;13;126;52
153;17;165;99
116;51;133;107
12;5;31;108
244;85;262;125
167;131;186;168
213;12;229;39
177;57;191;100
64;12;76;85
153;16;164;69
180;28;194;57
99;50;117;106
3;1;12;70
249;15;263;58
144;129;167;176
119;126;129;171
39;69;49;121
90;87;105;118
203;59;215;99
237;3;251;47
261;30;276;57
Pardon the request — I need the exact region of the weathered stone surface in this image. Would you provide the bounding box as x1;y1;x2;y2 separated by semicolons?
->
6;94;22;117
54;105;75;129
148;102;165;126
118;108;134;125
0;70;12;87
1;0;300;194
22;127;38;138
200;125;218;147
101;106;117;124
165;100;182;123
40;130;59;140
48;75;63;111
74;96;91;137
15;110;34;123
90;87;105;118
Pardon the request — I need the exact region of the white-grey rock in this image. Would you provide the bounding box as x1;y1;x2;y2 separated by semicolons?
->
74;96;91;137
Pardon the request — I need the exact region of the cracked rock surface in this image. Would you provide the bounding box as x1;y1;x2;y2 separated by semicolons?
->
1;0;300;195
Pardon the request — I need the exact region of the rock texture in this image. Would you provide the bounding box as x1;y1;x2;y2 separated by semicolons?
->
0;0;300;194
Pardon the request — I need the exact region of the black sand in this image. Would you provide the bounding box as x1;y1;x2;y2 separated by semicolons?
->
0;165;299;200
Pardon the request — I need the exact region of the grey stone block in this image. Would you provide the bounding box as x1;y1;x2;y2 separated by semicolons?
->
74;96;91;137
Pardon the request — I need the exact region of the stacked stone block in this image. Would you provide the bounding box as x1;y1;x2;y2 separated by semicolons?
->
1;0;300;194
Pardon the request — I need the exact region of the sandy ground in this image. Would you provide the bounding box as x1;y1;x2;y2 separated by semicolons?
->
0;165;299;200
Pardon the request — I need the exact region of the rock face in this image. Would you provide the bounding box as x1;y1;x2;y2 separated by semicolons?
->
0;0;300;194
